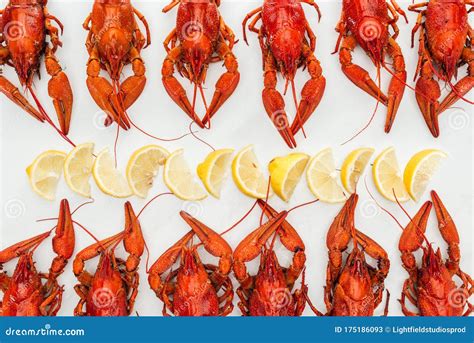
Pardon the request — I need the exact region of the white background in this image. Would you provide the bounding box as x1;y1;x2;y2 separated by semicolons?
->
0;0;472;316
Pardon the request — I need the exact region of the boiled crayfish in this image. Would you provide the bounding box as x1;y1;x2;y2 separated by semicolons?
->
399;191;473;316
308;194;390;316
73;202;145;316
243;0;326;148
0;0;73;136
0;199;75;316
334;0;407;133
233;200;308;316
83;0;151;129
148;211;234;316
162;0;240;128
409;0;473;137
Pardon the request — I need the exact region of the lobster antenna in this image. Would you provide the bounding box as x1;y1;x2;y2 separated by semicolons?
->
259;175;272;226
27;85;76;147
219;200;259;237
198;84;211;130
341;65;382;145
188;120;216;152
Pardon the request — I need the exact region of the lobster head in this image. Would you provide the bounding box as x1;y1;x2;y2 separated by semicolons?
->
181;35;213;84
356;17;389;65
99;28;130;80
270;28;304;81
337;249;372;299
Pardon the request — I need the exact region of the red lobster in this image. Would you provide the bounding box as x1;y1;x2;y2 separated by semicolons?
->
243;0;326;148
83;0;150;129
399;191;473;316
409;0;473;137
334;0;407;133
162;0;240;128
148;211;234;316
0;200;75;316
73;202;145;316
233;200;308;316
308;194;390;316
0;0;73;136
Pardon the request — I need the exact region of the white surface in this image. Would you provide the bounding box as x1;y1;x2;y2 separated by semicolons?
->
0;0;472;316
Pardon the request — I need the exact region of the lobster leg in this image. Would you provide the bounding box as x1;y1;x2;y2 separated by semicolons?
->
86;46;131;130
399;201;432;277
202;40;240;127
262;51;297;148
180;211;233;287
242;7;262;45
44;47;74;135
257;200;306;289
338;35;388;105
148;231;194;298
291;43;326;135
162;46;204;127
132;7;151;49
385;37;407;133
0;75;44;122
438;47;474;114
233;212;289;290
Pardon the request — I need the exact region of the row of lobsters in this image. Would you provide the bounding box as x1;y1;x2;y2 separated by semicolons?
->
1;0;472;147
1;191;472;316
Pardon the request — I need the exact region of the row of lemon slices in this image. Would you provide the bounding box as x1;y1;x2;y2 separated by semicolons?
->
26;144;446;203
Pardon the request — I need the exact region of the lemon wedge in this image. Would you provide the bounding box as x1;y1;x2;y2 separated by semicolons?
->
268;153;309;201
341;147;375;193
126;145;169;198
64;143;95;198
232;145;272;199
372;147;410;202
164;149;207;201
26;150;66;200
197;149;234;198
93;148;132;198
306;148;347;203
404;149;447;201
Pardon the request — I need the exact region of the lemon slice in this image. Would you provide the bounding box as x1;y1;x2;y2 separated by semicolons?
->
372;147;410;202
306;148;347;203
268;153;309;201
197;149;234;198
64;143;95;198
126;145;170;198
404;149;447;201
164;149;207;201
341;147;375;193
26;150;66;200
232;145;272;199
93;148;132;198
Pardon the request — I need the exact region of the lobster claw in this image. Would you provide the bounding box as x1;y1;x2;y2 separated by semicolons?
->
123;202;145;273
0;232;50;264
415;75;441;137
45;48;74;135
50;199;75;276
0;75;44;122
